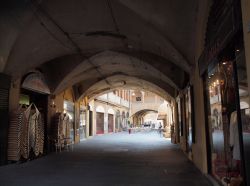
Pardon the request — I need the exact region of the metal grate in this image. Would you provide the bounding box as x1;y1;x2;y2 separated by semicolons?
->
0;89;9;110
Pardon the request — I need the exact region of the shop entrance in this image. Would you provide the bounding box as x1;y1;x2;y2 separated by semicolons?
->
96;112;104;134
115;110;120;132
203;37;249;185
89;111;93;136
108;114;114;133
63;100;75;142
20;88;48;155
79;107;86;141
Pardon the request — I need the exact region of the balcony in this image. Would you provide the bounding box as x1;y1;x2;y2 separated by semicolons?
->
97;93;129;108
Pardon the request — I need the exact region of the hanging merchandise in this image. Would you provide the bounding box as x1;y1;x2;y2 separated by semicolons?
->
61;113;71;145
20;107;30;159
26;104;44;156
51;112;71;148
7;103;44;161
8;106;28;161
38;113;44;155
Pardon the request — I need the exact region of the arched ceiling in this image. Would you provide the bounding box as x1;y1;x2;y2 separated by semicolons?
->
83;75;173;102
0;0;207;100
132;109;158;118
43;51;181;98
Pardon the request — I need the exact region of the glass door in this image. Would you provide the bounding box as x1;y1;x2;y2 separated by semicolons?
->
235;38;250;185
205;51;244;185
63;100;75;142
79;106;86;141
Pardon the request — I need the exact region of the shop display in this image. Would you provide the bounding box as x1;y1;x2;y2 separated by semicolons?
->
205;60;243;185
230;111;240;161
8;107;27;161
63;100;75;141
8;103;44;161
185;87;192;152
51;112;71;148
79;108;86;141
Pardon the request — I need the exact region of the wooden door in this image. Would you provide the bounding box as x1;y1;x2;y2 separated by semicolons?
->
108;114;114;133
96;112;104;134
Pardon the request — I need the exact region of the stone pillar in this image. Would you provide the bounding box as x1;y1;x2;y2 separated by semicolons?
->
92;101;96;136
113;112;115;132
84;97;90;138
173;101;179;143
74;101;80;144
85;108;90;138
104;104;108;134
191;0;211;174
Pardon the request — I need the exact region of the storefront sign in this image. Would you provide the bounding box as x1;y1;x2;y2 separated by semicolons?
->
22;72;50;94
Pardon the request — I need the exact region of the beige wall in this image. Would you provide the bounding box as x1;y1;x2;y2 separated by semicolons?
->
88;100;95;137
173;101;179;143
52;88;81;143
181;0;211;173
94;101;116;134
74;101;80;143
53;88;74;113
8;78;21;112
131;91;165;117
190;64;208;173
93;100;129;135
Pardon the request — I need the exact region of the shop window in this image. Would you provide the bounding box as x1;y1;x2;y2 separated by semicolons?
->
63;100;75;141
79;105;86;140
185;86;195;151
177;97;183;137
235;46;250;184
205;57;243;184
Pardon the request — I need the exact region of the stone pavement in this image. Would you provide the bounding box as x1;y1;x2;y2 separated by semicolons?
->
0;130;212;186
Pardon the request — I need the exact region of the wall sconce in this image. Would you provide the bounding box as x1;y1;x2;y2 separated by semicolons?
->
50;95;56;108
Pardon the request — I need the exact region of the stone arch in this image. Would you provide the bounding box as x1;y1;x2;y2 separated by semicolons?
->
96;105;105;113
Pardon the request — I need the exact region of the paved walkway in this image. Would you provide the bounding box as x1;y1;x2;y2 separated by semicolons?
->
0;130;212;186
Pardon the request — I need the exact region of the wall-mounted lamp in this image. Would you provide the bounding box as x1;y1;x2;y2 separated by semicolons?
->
50;95;56;108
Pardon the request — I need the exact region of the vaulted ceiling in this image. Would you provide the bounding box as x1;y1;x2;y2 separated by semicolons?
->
132;109;158;119
0;0;208;100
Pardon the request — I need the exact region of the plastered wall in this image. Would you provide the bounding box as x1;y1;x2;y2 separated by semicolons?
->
184;0;211;174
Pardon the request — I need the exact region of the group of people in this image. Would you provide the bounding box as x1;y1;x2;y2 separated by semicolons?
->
126;123;164;137
158;123;163;137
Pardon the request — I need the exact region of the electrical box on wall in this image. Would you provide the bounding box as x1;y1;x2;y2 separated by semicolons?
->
136;97;141;101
